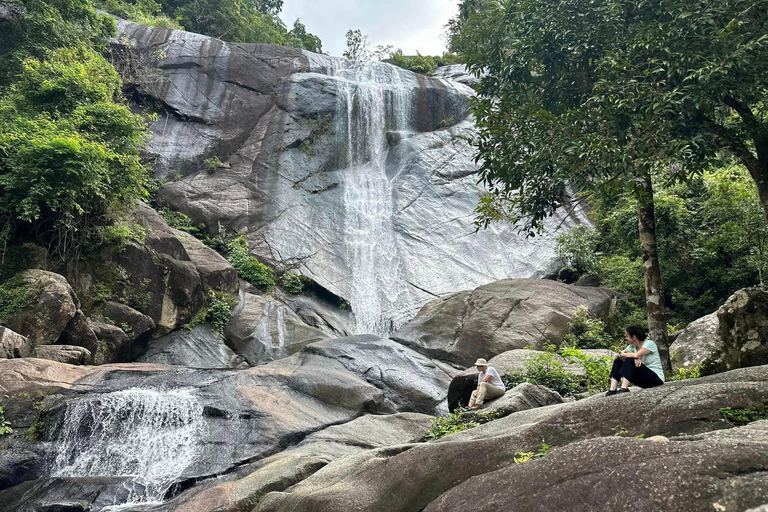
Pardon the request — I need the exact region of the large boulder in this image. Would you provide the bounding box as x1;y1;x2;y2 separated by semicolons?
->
303;335;457;414
1;270;78;346
57;310;99;356
154;413;432;512
392;279;615;366
256;366;768;512
424;425;768;512
463;382;563;418
137;325;247;368
0;327;31;359
31;345;92;365
116;20;586;337
225;290;328;366
670;312;721;372
173;230;239;295
710;287;768;373
88;301;156;363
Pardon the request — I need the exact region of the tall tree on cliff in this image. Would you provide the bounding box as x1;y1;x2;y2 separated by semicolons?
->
451;0;768;372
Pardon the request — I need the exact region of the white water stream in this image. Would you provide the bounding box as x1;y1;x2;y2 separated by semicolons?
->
313;58;416;336
52;388;206;509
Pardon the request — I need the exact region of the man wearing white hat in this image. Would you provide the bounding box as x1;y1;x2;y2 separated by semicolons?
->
469;358;505;409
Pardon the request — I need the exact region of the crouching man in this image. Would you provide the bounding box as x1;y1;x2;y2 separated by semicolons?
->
469;358;505;409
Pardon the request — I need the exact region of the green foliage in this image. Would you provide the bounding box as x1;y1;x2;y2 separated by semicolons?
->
562;306;612;350
426;408;501;440
24;402;44;442
204;156;224;172
591;165;767;326
390;50;437;75
98;222;146;252
559;347;612;394
720;404;768;426
514;442;550;463
185;290;238;333
0;406;13;436
456;0;768;234
279;272;305;295
0;274;40;320
299;115;331;158
227;236;274;291
503;352;578;397
556;225;600;276
0;22;150;262
669;365;701;382
98;0;321;52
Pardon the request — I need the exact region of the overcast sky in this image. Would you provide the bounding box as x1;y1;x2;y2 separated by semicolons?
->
279;0;461;57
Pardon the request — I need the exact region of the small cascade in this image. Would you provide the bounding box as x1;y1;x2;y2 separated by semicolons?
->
52;388;206;509
317;59;416;336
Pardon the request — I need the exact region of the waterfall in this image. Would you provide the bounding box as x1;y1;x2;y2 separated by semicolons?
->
313;57;415;336
52;388;206;509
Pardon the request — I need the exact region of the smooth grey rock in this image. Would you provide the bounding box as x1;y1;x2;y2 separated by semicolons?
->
276;292;353;338
31;345;91;365
1;270;78;346
154;413;432;512
424;434;768;512
256;366;768;512
464;382;563;418
96;301;156;362
138;324;246;368
392;279;615;366
86;318;130;365
0;327;31;359
304;335;457;414
57;310;99;356
0;477;144;512
225;290;328;366
173;229;239;295
432;64;484;88
116;21;587;337
670;312;721;372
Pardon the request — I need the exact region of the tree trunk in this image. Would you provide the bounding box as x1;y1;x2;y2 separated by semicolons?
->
745;145;768;227
636;174;672;374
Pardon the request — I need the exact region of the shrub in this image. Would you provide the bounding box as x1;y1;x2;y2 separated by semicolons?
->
556;225;600;275
280;272;305;294
562;306;613;350
669;365;701;381
720;405;768;426
0;275;40;320
227;237;275;291
426;408;501;440
559;347;612;394
503;352;578;397
206;290;238;333
514;442;551;464
204;156;224;171
0;406;12;436
98;223;146;252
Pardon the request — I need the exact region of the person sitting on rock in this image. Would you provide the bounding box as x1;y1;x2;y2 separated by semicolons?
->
469;358;506;409
606;325;665;396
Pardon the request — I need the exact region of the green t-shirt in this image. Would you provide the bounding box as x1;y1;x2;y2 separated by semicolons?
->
626;340;665;382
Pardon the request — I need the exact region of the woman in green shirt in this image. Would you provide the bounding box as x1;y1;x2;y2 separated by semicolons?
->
606;325;665;396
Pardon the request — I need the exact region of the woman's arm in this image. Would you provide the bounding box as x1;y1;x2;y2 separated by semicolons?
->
623;347;651;359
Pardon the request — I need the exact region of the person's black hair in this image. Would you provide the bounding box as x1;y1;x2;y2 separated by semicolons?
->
625;324;648;341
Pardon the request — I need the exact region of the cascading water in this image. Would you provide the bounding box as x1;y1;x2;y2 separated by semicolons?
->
52;388;206;510
317;59;416;336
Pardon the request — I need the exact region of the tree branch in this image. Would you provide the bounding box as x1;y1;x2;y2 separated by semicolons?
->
723;96;761;133
701;116;763;177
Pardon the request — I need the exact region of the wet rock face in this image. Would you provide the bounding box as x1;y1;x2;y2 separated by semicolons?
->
116;20;585;336
392;279;616;367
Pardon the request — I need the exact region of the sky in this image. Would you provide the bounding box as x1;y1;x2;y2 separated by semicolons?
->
279;0;461;58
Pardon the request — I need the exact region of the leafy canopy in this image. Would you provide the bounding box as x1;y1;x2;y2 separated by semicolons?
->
452;0;768;233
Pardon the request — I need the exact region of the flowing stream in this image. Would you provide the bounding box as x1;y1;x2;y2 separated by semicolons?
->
52;388;206;509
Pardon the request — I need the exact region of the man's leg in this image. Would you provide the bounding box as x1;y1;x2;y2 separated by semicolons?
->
469;389;479;407
484;383;505;400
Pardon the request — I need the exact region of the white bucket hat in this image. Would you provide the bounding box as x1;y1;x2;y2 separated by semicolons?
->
474;358;488;366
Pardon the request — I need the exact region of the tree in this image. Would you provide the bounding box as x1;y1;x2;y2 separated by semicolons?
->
287;19;323;54
343;29;370;61
450;0;761;370
254;0;282;15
